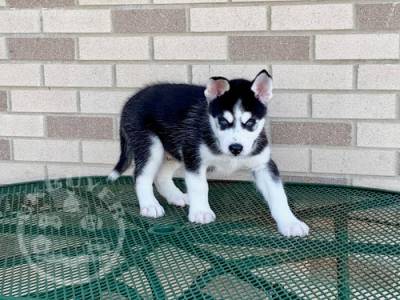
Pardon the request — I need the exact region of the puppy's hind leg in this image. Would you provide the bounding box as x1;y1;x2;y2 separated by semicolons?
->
134;135;165;218
155;160;188;207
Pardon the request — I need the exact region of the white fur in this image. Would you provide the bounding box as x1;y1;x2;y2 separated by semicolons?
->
240;112;252;123
199;144;271;176
185;166;216;224
107;170;120;182
155;160;188;207
223;111;234;123
135;136;165;218
210;101;265;156
253;168;309;237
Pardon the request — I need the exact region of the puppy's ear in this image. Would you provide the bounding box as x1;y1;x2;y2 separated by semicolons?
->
251;70;273;104
204;77;230;101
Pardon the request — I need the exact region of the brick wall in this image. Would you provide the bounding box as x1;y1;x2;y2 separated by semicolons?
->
0;0;399;191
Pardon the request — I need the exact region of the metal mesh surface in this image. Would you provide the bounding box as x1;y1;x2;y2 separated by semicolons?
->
0;176;399;299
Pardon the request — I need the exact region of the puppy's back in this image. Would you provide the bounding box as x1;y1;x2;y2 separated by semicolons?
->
122;83;205;125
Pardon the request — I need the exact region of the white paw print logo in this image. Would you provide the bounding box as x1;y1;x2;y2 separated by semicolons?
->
38;215;62;230
63;190;81;213
31;235;52;255
80;215;103;231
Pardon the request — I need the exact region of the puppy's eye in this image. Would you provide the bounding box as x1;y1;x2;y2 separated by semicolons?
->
218;117;231;130
243;118;257;131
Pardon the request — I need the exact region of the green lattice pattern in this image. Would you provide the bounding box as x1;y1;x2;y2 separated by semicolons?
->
0;176;399;299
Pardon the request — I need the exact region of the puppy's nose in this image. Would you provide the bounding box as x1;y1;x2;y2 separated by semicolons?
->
229;143;243;156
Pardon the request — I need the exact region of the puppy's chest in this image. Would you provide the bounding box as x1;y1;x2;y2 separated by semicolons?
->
207;158;246;174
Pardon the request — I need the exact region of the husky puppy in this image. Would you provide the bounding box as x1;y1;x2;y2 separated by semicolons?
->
109;70;309;237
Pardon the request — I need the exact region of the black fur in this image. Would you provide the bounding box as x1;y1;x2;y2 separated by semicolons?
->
251;131;269;156
113;75;270;178
268;159;280;181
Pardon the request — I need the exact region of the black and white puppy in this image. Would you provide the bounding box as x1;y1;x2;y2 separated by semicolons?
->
109;70;309;237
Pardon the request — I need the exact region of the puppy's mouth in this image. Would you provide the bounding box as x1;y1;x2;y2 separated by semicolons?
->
228;151;248;158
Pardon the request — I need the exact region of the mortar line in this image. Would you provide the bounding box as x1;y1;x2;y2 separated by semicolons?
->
353;64;359;90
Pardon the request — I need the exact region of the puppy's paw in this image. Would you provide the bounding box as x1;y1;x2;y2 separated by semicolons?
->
189;209;216;224
166;193;189;207
278;219;309;237
140;203;165;218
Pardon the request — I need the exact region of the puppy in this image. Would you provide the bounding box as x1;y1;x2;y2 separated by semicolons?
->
109;70;309;237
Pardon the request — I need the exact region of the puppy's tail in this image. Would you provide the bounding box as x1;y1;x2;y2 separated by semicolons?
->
108;130;132;182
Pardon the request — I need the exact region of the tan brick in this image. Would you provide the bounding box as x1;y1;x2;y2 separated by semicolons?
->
358;65;400;90
316;34;399;60
190;6;267;32
234;0;302;1
14;139;80;162
44;64;112;87
312;149;397;176
0;91;7;111
271;4;353;31
0;38;6;59
353;177;400;192
234;0;300;1
357;123;400;148
0;64;41;86
229;36;309;61
82;141;119;164
43;9;111;33
283;175;348;185
47;116;113;139
112;9;185;33
271;122;352;146
0;115;44;137
312;94;397;119
273;65;353;90
0;162;46;185
192;64;267;84
0;139;10;160
8;38;75;61
80;91;131;114
7;0;75;7
11;90;77;113
154;36;227;60
47;164;114;180
116;64;188;87
79;37;149;60
0;10;40;33
357;4;400;30
269;94;309;118
80;0;148;4
155;0;225;3
271;147;309;172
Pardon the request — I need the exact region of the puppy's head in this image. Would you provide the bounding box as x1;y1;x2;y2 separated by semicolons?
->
205;70;272;157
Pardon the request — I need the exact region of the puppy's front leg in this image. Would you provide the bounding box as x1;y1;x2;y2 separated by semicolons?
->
253;160;309;237
185;166;216;224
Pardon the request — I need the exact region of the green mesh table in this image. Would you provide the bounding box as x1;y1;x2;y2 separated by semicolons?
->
0;176;399;299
